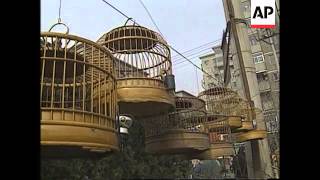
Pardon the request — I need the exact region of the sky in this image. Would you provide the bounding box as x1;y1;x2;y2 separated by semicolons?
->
41;0;226;95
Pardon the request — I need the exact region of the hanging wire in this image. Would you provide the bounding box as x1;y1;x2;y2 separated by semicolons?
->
101;0;139;26
137;0;223;85
195;66;200;94
138;0;165;38
171;46;223;86
58;0;62;23
173;46;216;64
171;40;220;59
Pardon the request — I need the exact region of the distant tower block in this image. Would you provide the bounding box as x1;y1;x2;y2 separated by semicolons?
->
40;29;118;158
97;22;175;118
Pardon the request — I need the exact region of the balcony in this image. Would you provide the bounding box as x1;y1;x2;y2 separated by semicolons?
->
262;101;274;111
259;81;271;92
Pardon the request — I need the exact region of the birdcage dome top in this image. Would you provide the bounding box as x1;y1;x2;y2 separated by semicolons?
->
103;25;168;53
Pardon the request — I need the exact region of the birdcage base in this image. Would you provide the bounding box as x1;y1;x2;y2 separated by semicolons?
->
41;124;119;158
41;111;119;158
145;129;209;154
117;78;175;117
41;146;114;159
234;130;267;142
233;120;254;132
192;143;235;160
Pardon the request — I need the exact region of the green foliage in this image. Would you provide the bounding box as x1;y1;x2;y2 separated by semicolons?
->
41;121;192;179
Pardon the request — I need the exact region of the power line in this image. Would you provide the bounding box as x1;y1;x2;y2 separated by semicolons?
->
172;46;214;62
171;40;220;59
138;0;165;38
137;0;222;85
101;0;223;86
170;46;222;85
138;0;220;84
138;0;165;39
173;50;213;68
173;47;214;64
101;0;139;25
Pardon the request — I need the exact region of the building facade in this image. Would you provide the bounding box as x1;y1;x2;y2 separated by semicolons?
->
200;45;237;90
200;0;280;177
238;2;280;176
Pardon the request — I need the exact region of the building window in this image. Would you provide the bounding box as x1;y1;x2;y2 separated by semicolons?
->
253;53;264;64
273;72;279;81
233;82;237;88
249;35;257;46
257;72;268;81
241;1;251;18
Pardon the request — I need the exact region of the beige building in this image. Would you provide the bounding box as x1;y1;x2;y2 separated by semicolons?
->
200;45;237;90
200;0;280;177
238;0;280;160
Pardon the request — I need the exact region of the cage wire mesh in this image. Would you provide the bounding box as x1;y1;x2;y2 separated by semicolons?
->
40;24;120;157
198;87;243;146
41;32;117;127
141;95;207;138
100;23;172;81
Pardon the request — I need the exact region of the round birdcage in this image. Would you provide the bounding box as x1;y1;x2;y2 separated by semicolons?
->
98;22;175;118
191;116;235;160
103;25;171;79
40;24;119;158
142;95;209;155
192;87;244;160
232;99;255;132
198;87;243;129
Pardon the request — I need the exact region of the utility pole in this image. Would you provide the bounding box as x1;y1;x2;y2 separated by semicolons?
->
222;0;274;178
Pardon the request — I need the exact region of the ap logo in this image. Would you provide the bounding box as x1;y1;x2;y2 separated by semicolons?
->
251;0;275;28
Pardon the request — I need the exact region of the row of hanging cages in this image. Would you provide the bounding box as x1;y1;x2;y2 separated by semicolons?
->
40;24;119;158
141;95;210;155
97;20;175;118
192;87;255;160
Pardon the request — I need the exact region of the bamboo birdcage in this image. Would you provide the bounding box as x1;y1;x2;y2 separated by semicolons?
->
142;93;209;155
40;23;119;158
193;119;235;160
198;87;243;130
98;21;175;118
198;86;267;145
193;87;241;160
